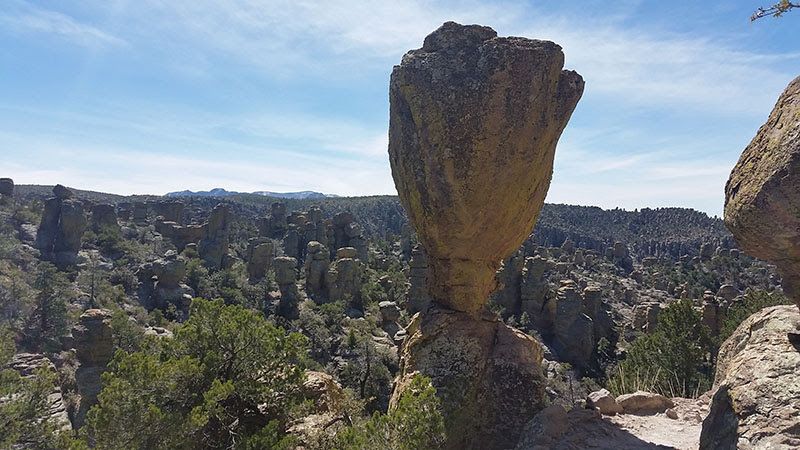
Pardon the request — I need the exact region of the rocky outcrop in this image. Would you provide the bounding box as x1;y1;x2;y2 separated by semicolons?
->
329;212;368;262
0;177;13;197
326;247;361;308
35;186;88;266
71;309;114;428
247;238;274;281
387;22;582;448
389;21;583;316
153;201;184;223
261;201;288;238
9;353;71;431
700;305;800;449
724;76;800;309
392;308;547;450
552;280;595;370
90;203;118;232
304;241;329;301
198;203;230;269
137;251;193;314
274;256;299;319
132;201;148;224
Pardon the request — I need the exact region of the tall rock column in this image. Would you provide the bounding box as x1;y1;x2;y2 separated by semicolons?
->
725;75;800;310
388;22;583;450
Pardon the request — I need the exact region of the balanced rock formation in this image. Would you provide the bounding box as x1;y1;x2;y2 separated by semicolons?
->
0;177;13;197
388;21;583;316
724;76;800;309
153;200;184;223
388;22;582;449
700;305;800;449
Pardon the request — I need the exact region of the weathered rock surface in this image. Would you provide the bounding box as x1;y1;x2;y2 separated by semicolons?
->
391;307;547;450
700;305;800;449
406;244;432;313
71;309;114;428
0;177;13;197
387;21;581;449
153;200;184;223
8;353;71;431
724;76;800;309
247;237;274;281
388;21;583;315
304;241;329;301
198;203;230;269
90;203;118;232
274;256;299;319
36;186;88;266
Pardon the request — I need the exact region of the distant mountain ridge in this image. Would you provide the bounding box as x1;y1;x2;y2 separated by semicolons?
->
165;188;339;199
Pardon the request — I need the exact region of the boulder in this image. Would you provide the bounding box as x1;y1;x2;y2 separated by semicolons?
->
152;251;186;288
616;391;674;414
724;76;800;309
587;389;623;416
52;184;73;199
153;201;184;223
700;305;800;449
336;246;357;259
388;21;583;316
0;177;13;196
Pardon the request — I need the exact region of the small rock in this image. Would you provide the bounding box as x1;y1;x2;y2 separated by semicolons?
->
587;388;623;415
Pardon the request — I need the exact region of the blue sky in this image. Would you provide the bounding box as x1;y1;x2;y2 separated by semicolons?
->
1;1;798;216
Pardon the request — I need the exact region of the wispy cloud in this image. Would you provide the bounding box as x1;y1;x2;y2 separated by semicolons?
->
1;1;125;48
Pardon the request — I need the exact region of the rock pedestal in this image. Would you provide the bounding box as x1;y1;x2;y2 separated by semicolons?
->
388;22;582;449
392;308;547;450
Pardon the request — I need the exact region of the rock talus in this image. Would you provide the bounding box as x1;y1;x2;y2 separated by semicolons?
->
724;76;800;309
388;22;582;449
389;21;583;315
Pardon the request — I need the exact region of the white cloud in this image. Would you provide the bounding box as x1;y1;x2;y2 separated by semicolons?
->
1;1;125;48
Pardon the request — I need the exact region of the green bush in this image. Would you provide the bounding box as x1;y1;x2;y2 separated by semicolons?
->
337;374;445;450
86;298;308;449
609;298;712;398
